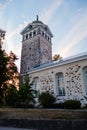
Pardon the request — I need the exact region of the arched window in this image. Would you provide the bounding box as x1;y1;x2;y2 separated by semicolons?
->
48;36;49;41
45;34;47;39
26;34;28;39
33;77;39;91
83;66;87;94
33;30;36;36
56;72;65;96
29;32;32;38
29;25;32;30
33;77;40;97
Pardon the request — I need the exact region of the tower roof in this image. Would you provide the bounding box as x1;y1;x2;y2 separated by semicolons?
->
0;28;6;33
32;15;43;24
21;16;53;37
0;28;6;39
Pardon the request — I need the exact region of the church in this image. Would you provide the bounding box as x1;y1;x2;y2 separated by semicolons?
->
20;16;87;106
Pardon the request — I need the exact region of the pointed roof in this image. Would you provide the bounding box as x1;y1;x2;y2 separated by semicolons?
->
0;28;6;39
21;16;53;37
0;28;6;33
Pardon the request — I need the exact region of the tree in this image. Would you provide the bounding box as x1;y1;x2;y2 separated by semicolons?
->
0;41;19;105
17;74;37;108
5;84;18;107
0;46;9;88
1;51;19;105
0;29;19;106
6;51;19;87
0;45;9;104
39;92;56;108
52;54;62;61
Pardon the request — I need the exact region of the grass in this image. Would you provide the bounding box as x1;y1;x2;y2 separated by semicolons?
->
0;108;87;119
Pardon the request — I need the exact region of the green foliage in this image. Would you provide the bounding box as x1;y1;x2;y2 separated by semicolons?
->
51;103;63;108
49;100;81;109
17;74;37;108
39;92;56;108
0;46;9;88
7;51;19;86
52;54;62;61
5;84;18;107
0;41;19;106
0;45;9;104
0;88;3;105
62;100;81;109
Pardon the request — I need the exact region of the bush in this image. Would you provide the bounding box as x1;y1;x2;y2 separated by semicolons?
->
51;100;81;109
51;103;64;108
63;100;81;109
15;102;34;108
38;92;56;108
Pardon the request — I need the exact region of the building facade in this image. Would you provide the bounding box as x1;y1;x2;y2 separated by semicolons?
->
20;17;87;105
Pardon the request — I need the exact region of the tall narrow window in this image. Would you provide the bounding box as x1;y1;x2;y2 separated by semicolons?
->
56;72;65;96
33;77;40;97
33;77;39;91
26;34;28;39
83;66;87;94
33;30;36;36
29;32;32;38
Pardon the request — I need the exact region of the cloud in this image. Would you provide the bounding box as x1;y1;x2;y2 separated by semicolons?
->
40;0;63;23
61;28;87;57
2;20;28;71
5;20;28;42
59;9;87;57
0;0;13;10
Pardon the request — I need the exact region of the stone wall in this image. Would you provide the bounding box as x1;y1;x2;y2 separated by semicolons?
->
0;119;87;130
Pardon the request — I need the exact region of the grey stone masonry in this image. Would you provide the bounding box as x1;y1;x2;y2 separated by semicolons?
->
20;18;53;74
0;119;87;130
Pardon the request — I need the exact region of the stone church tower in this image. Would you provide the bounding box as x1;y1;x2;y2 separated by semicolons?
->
20;16;53;74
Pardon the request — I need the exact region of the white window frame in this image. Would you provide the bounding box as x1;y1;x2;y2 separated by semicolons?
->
56;73;65;96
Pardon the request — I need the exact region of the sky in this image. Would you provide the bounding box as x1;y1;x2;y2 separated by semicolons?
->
0;0;87;71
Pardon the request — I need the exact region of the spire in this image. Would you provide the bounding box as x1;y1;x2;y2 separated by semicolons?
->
36;15;39;21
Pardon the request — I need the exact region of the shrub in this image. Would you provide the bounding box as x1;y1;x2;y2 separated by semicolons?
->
63;100;81;109
17;75;36;108
38;92;56;108
51;103;64;108
15;102;34;108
